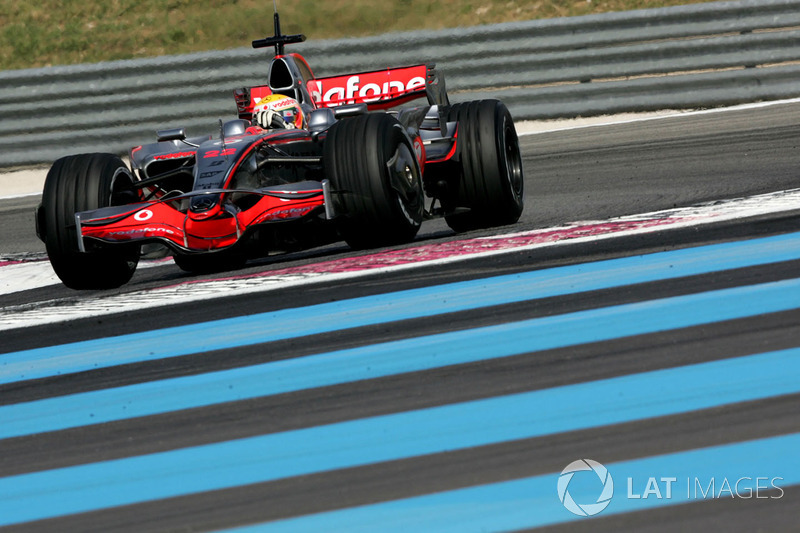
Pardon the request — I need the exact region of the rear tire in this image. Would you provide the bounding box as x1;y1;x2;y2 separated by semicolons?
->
324;113;424;249
443;99;524;232
41;153;140;289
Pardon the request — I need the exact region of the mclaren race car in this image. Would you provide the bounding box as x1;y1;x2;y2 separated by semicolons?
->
36;13;524;289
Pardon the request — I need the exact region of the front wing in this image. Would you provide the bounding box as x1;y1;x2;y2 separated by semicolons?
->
76;182;331;253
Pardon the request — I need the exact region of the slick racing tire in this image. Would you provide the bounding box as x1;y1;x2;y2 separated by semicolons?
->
324;112;424;249
443;99;524;232
40;153;141;290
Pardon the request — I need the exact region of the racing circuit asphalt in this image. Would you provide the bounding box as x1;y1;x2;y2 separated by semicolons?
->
1;101;800;531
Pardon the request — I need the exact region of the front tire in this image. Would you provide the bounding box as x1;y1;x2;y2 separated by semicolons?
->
324;113;424;249
40;153;140;289
443;99;524;232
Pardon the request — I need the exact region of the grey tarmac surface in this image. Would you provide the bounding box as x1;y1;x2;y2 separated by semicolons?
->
1;102;799;532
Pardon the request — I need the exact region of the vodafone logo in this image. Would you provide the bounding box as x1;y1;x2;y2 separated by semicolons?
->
254;96;296;111
310;75;426;106
153;151;195;161
133;209;154;221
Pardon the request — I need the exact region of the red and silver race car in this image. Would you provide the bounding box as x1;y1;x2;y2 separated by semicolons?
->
36;13;524;289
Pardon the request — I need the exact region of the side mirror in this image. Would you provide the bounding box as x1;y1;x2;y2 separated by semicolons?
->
333;103;368;119
156;128;187;142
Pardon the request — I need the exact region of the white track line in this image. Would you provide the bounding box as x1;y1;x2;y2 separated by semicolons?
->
0;258;171;297
0;262;59;296
2;188;800;331
515;97;800;136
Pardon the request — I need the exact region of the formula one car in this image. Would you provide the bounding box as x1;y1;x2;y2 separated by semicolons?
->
36;13;524;289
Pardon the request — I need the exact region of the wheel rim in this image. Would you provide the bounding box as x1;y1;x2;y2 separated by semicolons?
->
386;142;423;225
109;165;142;208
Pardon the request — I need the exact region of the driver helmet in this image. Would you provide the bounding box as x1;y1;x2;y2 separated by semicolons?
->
253;94;306;129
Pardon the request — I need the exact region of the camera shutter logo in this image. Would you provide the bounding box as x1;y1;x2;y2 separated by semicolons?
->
557;459;614;516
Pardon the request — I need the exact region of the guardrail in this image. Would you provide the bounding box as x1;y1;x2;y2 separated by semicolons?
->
1;0;799;168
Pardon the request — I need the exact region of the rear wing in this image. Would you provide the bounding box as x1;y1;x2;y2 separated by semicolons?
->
236;63;448;118
309;64;430;110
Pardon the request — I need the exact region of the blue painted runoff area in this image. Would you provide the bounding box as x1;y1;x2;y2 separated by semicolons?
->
3;231;800;384
244;432;800;532
2;275;800;439
0;347;798;526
